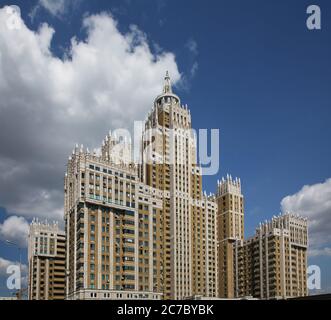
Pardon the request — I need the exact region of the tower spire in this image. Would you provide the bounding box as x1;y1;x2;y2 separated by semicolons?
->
163;71;172;94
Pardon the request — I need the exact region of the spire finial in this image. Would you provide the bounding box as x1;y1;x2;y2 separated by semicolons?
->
163;71;172;94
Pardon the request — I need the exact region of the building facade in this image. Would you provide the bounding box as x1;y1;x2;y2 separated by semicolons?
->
28;219;66;300
64;148;163;300
234;213;308;299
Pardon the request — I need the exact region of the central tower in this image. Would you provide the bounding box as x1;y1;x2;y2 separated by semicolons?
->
141;72;218;300
142;72;194;299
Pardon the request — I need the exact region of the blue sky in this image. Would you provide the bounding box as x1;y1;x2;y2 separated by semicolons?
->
0;0;330;296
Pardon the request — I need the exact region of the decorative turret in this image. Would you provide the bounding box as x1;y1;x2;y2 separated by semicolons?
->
217;174;242;196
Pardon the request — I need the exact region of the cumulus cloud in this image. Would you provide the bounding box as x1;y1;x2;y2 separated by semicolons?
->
0;216;29;248
281;178;331;256
0;6;181;221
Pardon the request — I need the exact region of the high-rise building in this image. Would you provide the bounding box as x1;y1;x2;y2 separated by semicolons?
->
216;176;244;298
28;219;66;300
234;213;308;299
64;147;163;300
141;72;218;299
63;72;308;301
64;72;218;300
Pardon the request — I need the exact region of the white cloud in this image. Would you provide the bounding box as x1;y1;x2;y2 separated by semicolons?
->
30;0;81;19
39;0;66;16
0;7;181;221
0;257;15;276
0;257;27;275
176;38;199;91
0;216;29;248
281;178;331;256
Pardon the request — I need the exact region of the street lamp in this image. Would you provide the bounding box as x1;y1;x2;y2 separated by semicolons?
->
4;240;23;300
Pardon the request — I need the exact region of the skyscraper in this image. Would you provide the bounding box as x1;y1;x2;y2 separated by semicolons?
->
64;144;163;300
216;176;244;298
62;72;308;301
64;73;218;300
234;213;308;299
141;72;218;299
28;219;66;300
